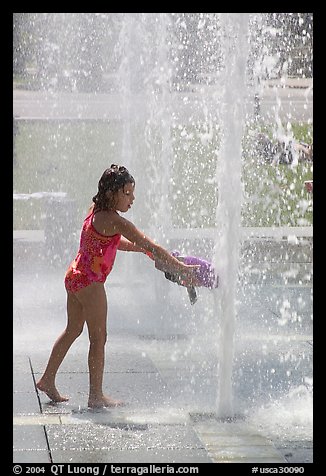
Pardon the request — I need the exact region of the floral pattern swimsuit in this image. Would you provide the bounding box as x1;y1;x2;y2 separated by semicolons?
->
64;210;121;293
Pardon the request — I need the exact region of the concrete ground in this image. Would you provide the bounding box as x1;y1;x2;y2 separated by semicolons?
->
13;233;313;464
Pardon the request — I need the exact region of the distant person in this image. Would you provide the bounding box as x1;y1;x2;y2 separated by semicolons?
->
254;133;293;164
274;140;294;165
304;180;313;193
295;142;313;162
255;133;276;163
255;133;312;165
36;164;200;408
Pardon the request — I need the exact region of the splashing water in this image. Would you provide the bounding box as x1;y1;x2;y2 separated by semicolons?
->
13;14;312;439
247;383;313;441
212;13;250;418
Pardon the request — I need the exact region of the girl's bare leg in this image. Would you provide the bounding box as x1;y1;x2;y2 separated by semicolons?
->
75;283;123;408
36;292;85;402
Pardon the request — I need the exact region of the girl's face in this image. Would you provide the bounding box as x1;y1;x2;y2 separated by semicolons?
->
113;182;135;213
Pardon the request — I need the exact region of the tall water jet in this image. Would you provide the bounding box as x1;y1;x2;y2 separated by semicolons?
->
213;13;250;418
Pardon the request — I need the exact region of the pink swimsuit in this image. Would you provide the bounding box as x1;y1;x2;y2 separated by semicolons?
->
64;210;121;293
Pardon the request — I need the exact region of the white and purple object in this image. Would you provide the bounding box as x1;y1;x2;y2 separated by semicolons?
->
163;251;218;305
171;251;219;289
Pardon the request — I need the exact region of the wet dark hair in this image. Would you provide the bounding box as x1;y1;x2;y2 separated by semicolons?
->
92;164;135;211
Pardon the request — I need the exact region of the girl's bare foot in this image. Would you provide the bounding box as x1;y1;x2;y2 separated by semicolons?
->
36;380;69;403
88;395;124;409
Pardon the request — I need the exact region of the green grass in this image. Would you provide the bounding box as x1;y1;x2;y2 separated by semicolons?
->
241;123;313;226
13;120;123;228
242;159;313;227
13;120;313;230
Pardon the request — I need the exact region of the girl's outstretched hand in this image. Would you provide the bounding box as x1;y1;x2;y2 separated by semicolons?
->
178;263;201;287
155;258;201;287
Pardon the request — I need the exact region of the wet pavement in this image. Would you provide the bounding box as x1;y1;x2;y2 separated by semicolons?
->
13;233;313;464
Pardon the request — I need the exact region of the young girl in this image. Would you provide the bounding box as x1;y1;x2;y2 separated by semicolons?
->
36;164;199;408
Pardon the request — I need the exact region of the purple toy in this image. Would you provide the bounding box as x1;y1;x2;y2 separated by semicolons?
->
170;251;218;289
159;251;218;305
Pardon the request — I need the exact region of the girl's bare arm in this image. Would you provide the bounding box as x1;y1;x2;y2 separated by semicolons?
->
118;236;154;259
112;214;198;277
118;236;146;252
